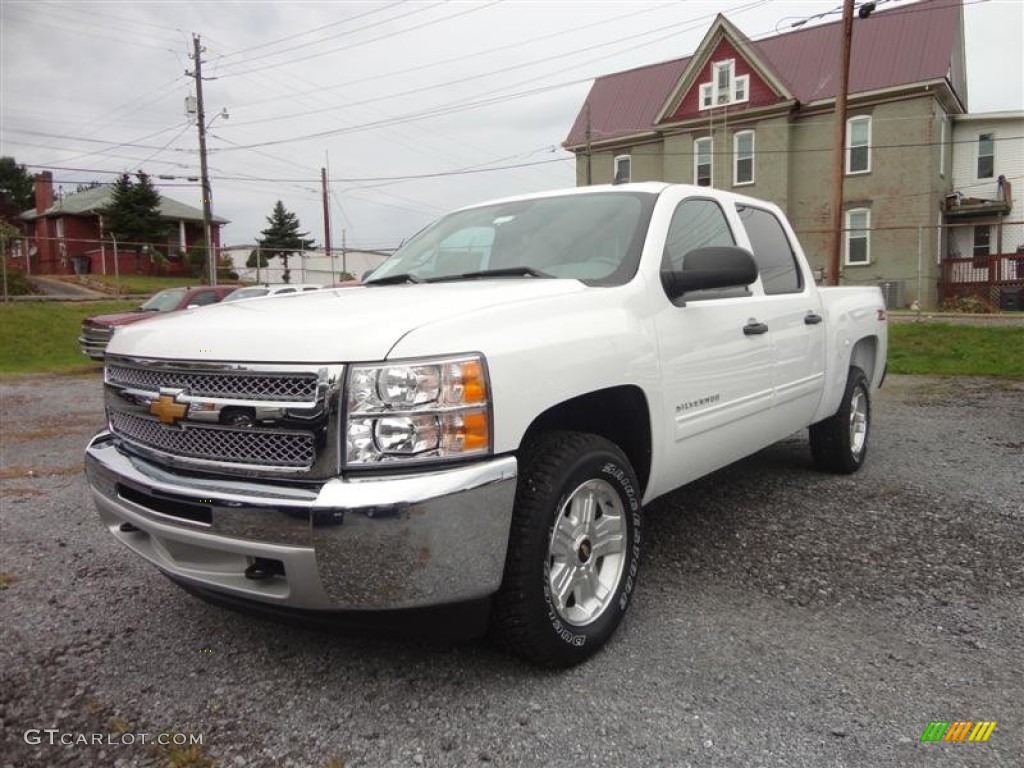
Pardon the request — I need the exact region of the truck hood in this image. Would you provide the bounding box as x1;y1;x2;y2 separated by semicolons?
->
106;280;589;363
86;309;159;328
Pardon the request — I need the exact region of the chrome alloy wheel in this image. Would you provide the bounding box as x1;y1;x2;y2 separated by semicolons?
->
546;478;627;626
849;386;868;457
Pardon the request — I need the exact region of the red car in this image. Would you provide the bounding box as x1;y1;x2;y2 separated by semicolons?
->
79;285;236;360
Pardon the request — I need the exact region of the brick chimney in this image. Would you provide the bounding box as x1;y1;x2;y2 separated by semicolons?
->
34;171;54;214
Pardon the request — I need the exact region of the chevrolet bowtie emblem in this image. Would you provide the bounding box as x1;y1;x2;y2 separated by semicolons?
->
149;393;189;425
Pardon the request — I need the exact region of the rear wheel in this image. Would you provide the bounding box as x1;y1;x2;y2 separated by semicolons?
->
490;431;642;667
809;366;870;474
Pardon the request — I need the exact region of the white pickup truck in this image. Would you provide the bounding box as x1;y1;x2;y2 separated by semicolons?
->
85;183;887;666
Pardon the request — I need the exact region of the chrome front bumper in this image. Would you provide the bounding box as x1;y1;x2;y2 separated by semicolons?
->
85;433;518;611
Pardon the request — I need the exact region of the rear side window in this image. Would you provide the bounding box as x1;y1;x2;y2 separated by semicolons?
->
662;198;735;271
736;205;802;295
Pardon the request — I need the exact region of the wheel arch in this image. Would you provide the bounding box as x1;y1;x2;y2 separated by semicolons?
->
849;336;879;384
520;385;652;496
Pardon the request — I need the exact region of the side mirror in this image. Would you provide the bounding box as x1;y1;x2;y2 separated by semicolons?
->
661;246;758;300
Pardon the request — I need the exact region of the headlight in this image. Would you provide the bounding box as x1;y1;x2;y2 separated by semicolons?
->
345;354;491;466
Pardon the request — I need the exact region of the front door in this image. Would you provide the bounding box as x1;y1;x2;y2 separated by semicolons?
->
651;195;776;492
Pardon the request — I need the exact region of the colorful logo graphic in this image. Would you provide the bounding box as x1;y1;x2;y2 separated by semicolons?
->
920;721;997;742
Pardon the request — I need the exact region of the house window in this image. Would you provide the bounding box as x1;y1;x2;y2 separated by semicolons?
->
613;154;631;184
700;84;713;109
733;131;754;186
734;75;748;102
55;218;65;239
846;116;871;174
699;60;749;110
694;138;712;187
715;62;732;104
939;117;947;177
977;133;994;178
972;225;991;267
845;208;870;265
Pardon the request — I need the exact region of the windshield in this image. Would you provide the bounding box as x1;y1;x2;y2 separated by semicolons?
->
368;191;657;286
139;287;188;312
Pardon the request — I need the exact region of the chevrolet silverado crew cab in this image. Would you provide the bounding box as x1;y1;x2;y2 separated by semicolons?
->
85;183;887;667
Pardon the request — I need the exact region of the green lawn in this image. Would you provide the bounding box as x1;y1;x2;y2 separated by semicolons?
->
1;303;1021;377
62;274;214;295
888;323;1024;376
0;301;134;374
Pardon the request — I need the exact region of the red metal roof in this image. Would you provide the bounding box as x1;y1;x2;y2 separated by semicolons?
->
565;0;963;147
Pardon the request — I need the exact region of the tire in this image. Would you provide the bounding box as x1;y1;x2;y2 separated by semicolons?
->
490;431;642;667
809;366;871;474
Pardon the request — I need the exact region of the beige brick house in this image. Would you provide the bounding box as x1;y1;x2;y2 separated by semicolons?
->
563;0;971;308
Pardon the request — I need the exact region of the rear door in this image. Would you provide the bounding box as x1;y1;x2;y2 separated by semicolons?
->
733;204;825;432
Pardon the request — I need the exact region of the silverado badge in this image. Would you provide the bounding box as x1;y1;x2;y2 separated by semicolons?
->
149;392;189;425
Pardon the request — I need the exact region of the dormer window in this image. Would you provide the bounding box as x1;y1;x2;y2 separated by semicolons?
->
699;59;749;110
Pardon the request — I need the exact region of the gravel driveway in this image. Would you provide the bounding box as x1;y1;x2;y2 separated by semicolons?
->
2;372;1022;767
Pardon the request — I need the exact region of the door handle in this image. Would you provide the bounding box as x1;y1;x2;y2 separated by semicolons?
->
743;321;769;336
804;313;823;325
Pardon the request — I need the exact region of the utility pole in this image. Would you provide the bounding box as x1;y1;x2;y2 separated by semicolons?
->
190;33;216;286
321;167;334;279
827;0;855;286
584;103;592;186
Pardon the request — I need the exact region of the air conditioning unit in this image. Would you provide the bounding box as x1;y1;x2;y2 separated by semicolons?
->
876;280;906;309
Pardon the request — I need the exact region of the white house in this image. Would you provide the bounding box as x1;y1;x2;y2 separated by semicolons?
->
941;111;1024;309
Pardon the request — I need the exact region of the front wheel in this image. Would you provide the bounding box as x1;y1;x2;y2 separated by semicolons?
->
490;431;642;667
809;366;871;474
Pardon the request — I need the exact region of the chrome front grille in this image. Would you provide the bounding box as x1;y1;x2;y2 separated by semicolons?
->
109;411;315;468
104;356;344;478
106;364;318;403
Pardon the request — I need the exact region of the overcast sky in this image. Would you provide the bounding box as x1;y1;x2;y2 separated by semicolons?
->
2;0;1022;251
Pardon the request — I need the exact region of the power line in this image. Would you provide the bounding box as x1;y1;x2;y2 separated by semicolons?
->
229;0;681;111
226;0;769;128
214;0;406;61
215;2;496;78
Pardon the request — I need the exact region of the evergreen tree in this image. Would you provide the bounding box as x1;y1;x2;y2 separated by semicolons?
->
246;249;269;269
257;201;316;283
100;172;169;255
0;156;35;223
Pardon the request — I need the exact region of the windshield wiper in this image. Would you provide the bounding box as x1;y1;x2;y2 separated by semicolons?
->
428;267;554;282
365;273;423;286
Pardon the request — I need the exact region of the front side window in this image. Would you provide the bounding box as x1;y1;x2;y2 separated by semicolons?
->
845;208;871;265
733;131;754;186
368;191;657;286
694;138;712;187
977;133;994;178
188;290;219;306
613;154;631;184
846;116;871;174
737;205;802;294
661;198;735;272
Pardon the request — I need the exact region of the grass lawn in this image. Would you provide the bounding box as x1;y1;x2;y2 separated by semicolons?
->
0;301;134;374
888;323;1024;377
62;274;214;295
1;303;1020;377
